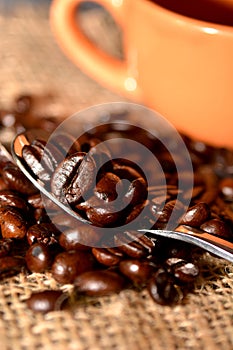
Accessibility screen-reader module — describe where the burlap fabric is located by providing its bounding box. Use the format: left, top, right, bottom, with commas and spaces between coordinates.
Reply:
0, 3, 232, 350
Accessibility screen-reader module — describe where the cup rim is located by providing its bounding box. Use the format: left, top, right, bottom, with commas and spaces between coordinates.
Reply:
144, 0, 233, 34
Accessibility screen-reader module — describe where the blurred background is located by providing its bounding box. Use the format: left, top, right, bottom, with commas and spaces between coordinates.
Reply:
0, 0, 123, 116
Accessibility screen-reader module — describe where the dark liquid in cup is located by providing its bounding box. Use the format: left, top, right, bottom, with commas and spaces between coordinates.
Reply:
150, 0, 233, 26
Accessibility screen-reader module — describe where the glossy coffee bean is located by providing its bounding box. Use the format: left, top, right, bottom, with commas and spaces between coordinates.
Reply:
180, 202, 210, 227
0, 238, 13, 257
74, 270, 126, 296
200, 218, 233, 239
0, 206, 27, 239
26, 243, 51, 273
26, 223, 60, 246
27, 193, 44, 209
79, 196, 121, 227
59, 224, 102, 250
92, 247, 123, 266
51, 152, 87, 203
64, 153, 96, 205
124, 177, 147, 206
150, 199, 184, 224
119, 259, 156, 284
22, 144, 51, 182
0, 190, 29, 212
51, 250, 94, 284
114, 230, 154, 258
0, 256, 25, 280
2, 162, 38, 195
148, 268, 182, 305
165, 258, 199, 284
26, 290, 65, 313
94, 172, 122, 202
32, 139, 64, 173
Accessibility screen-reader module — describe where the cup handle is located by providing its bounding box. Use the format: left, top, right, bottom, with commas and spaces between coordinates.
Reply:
50, 0, 142, 101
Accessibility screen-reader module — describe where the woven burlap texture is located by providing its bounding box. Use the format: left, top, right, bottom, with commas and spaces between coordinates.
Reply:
0, 4, 232, 350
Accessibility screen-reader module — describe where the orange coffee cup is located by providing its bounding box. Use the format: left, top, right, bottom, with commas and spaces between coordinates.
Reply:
50, 0, 233, 148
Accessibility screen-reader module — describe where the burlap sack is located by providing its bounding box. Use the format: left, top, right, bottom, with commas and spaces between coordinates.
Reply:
0, 3, 232, 350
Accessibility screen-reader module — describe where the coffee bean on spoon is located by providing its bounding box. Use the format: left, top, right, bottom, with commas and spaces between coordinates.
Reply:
22, 144, 51, 182
64, 153, 96, 205
32, 138, 64, 172
94, 172, 123, 202
51, 152, 95, 204
78, 196, 121, 227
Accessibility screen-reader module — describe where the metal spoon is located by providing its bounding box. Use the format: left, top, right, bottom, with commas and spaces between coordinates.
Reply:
140, 227, 233, 263
11, 131, 233, 263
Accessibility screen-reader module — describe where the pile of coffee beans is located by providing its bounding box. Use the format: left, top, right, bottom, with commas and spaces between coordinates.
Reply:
1, 95, 233, 313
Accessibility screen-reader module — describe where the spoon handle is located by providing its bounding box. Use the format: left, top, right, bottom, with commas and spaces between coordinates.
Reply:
139, 228, 233, 263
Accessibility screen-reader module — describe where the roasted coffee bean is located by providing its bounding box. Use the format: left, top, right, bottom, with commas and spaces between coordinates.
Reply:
26, 290, 66, 313
2, 162, 38, 195
119, 259, 156, 285
148, 268, 182, 305
0, 206, 27, 239
78, 196, 121, 227
124, 177, 147, 206
74, 270, 126, 296
64, 153, 96, 205
124, 201, 150, 226
219, 177, 233, 201
114, 230, 154, 258
27, 193, 44, 209
200, 218, 233, 239
180, 202, 210, 227
51, 152, 90, 203
165, 258, 199, 284
0, 256, 25, 280
0, 190, 29, 212
59, 224, 102, 250
32, 138, 64, 173
51, 250, 94, 284
150, 199, 184, 224
0, 238, 13, 257
22, 144, 51, 182
94, 172, 122, 202
92, 247, 123, 266
26, 243, 51, 273
26, 223, 60, 246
